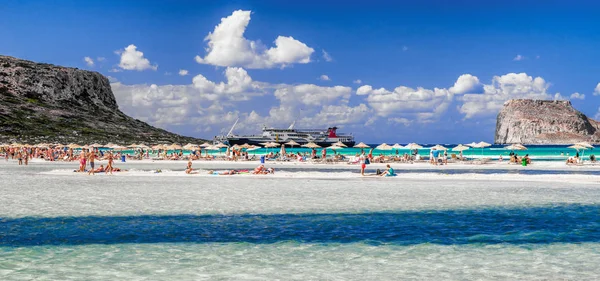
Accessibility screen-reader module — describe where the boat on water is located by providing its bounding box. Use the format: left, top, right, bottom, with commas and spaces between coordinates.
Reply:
214, 120, 356, 147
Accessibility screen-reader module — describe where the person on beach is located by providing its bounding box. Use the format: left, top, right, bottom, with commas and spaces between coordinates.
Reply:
359, 152, 366, 176
94, 165, 105, 173
106, 152, 114, 175
380, 164, 395, 177
17, 151, 23, 165
23, 150, 28, 165
185, 160, 194, 174
78, 152, 86, 172
87, 150, 97, 175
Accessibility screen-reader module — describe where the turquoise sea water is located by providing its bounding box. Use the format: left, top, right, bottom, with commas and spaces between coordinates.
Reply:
1, 162, 599, 279
113, 144, 597, 161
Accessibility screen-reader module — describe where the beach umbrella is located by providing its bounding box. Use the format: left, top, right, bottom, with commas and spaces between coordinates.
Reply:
452, 144, 470, 152
214, 142, 229, 148
431, 144, 448, 151
353, 142, 370, 149
11, 142, 22, 147
67, 143, 81, 149
466, 142, 479, 147
471, 141, 491, 157
574, 142, 594, 148
302, 142, 321, 149
285, 140, 300, 147
137, 144, 150, 149
183, 143, 199, 150
568, 144, 589, 160
404, 143, 423, 150
89, 143, 103, 148
327, 145, 344, 151
266, 142, 280, 147
151, 144, 165, 150
127, 143, 138, 148
247, 145, 261, 151
333, 141, 348, 147
375, 143, 393, 154
110, 145, 127, 151
240, 143, 254, 149
262, 142, 280, 148
200, 142, 212, 148
167, 144, 182, 150
391, 143, 404, 149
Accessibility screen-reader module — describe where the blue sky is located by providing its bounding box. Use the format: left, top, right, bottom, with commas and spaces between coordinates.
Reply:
2, 0, 600, 143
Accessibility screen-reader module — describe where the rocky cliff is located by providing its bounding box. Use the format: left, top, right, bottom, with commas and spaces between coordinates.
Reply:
495, 99, 600, 144
0, 55, 205, 144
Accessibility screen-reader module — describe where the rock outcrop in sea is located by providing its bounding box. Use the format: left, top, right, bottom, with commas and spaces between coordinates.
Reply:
0, 55, 205, 144
495, 99, 600, 144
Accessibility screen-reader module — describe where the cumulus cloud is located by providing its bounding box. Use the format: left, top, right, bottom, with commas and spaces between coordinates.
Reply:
112, 68, 356, 135
111, 67, 566, 140
353, 79, 362, 84
513, 54, 524, 61
97, 57, 106, 62
194, 10, 314, 69
116, 44, 157, 71
179, 69, 189, 76
594, 83, 600, 96
322, 50, 332, 62
449, 74, 483, 94
319, 74, 331, 81
570, 92, 585, 100
459, 73, 556, 119
84, 57, 94, 67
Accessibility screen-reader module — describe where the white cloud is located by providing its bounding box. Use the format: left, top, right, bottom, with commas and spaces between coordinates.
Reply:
112, 67, 357, 135
322, 50, 332, 62
97, 57, 106, 62
108, 68, 122, 73
361, 85, 453, 122
449, 74, 483, 94
274, 84, 351, 107
356, 85, 373, 96
402, 46, 408, 51
388, 117, 411, 126
459, 73, 556, 119
84, 57, 94, 67
179, 69, 189, 76
513, 54, 524, 61
319, 74, 331, 81
195, 10, 314, 69
570, 92, 585, 100
116, 44, 157, 71
353, 79, 362, 84
594, 83, 600, 96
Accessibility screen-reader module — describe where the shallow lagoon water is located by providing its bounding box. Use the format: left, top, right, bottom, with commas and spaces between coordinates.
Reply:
1, 161, 600, 280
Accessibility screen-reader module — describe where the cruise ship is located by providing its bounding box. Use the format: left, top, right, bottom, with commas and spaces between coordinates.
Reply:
214, 120, 355, 147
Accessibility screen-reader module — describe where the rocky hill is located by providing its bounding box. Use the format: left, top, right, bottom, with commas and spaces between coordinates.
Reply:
0, 56, 206, 144
495, 99, 600, 144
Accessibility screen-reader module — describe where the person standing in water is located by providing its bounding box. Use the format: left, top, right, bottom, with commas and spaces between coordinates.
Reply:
106, 152, 114, 175
359, 152, 366, 176
87, 150, 97, 175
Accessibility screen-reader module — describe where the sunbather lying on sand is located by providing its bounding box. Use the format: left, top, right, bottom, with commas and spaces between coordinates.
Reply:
252, 164, 275, 174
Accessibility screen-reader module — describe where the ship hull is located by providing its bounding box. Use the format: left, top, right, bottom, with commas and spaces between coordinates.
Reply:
225, 138, 355, 148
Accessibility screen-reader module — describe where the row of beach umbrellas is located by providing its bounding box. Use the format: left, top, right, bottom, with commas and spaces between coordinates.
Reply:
1, 141, 595, 154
